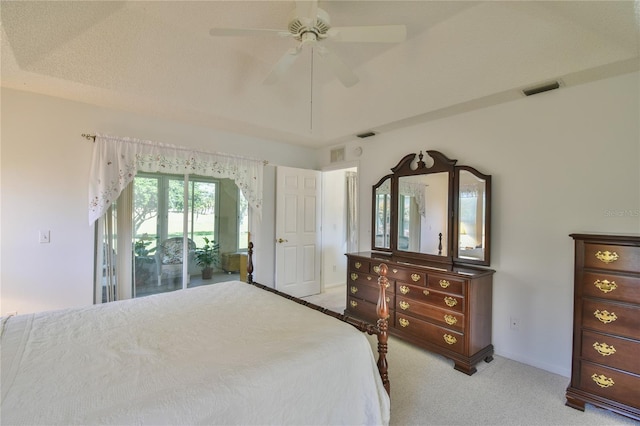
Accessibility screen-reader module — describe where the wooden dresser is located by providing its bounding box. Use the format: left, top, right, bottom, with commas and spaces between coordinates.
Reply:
566, 234, 640, 421
346, 252, 494, 375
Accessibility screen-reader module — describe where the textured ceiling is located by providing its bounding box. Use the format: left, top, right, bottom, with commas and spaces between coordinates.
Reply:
2, 1, 638, 148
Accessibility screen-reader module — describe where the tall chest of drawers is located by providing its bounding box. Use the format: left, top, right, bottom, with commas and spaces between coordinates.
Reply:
566, 234, 640, 421
346, 252, 494, 375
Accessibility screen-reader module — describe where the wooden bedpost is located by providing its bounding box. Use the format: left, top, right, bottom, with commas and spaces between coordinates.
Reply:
247, 241, 254, 284
376, 263, 390, 395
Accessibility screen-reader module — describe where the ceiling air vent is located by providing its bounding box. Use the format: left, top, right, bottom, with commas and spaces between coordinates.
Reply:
522, 81, 560, 97
356, 131, 377, 139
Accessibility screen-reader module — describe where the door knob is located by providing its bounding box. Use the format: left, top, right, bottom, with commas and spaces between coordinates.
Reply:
277, 238, 288, 243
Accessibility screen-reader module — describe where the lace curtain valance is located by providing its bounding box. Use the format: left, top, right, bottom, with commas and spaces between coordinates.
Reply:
89, 134, 264, 224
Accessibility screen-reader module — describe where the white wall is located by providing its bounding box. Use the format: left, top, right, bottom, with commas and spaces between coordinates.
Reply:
317, 72, 640, 377
1, 88, 317, 315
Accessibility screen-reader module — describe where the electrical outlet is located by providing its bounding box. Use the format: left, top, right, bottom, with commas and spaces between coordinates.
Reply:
510, 316, 520, 331
39, 230, 50, 243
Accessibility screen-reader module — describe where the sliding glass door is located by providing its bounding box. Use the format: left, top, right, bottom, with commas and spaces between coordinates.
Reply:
96, 172, 249, 303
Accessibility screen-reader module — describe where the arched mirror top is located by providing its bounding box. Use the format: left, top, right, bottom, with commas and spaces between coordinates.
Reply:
370, 150, 492, 268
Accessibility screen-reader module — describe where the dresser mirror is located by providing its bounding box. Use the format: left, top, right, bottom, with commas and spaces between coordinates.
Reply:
373, 175, 392, 250
455, 167, 491, 265
371, 150, 491, 267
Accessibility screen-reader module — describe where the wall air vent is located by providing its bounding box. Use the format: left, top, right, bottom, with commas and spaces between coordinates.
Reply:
356, 131, 377, 139
523, 81, 561, 97
330, 147, 345, 163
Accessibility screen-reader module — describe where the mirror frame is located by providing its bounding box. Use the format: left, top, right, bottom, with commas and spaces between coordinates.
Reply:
371, 150, 492, 267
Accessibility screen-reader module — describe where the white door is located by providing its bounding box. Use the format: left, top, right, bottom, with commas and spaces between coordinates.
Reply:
275, 166, 321, 297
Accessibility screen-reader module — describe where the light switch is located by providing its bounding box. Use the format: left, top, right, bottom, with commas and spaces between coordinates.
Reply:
39, 230, 50, 243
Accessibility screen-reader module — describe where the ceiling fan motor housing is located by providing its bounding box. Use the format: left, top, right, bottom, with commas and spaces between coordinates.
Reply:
288, 8, 331, 41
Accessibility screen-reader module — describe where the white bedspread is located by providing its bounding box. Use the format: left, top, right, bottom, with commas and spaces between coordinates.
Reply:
1, 282, 390, 425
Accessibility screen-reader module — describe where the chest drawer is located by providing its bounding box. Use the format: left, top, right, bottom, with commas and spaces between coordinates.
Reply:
427, 274, 465, 296
578, 361, 640, 409
396, 313, 464, 354
582, 299, 640, 340
582, 271, 640, 304
581, 330, 640, 375
396, 296, 464, 331
583, 243, 640, 273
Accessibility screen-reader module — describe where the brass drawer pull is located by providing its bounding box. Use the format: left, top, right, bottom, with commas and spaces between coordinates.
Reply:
592, 342, 616, 356
354, 261, 362, 269
386, 296, 391, 303
591, 373, 615, 388
444, 314, 458, 325
350, 273, 358, 281
399, 301, 410, 310
444, 296, 458, 307
350, 286, 358, 294
411, 273, 421, 282
367, 276, 372, 281
439, 279, 450, 289
594, 309, 617, 324
595, 250, 619, 264
443, 334, 457, 345
594, 279, 617, 293
423, 289, 430, 296
350, 300, 358, 308
373, 265, 380, 274
399, 285, 410, 295
392, 268, 398, 273
399, 318, 410, 327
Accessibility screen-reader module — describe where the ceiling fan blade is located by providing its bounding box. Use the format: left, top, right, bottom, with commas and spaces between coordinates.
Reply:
263, 46, 302, 85
327, 25, 407, 43
209, 28, 290, 37
316, 45, 359, 88
296, 0, 318, 27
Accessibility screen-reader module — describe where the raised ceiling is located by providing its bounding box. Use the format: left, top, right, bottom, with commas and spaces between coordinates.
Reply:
2, 1, 638, 148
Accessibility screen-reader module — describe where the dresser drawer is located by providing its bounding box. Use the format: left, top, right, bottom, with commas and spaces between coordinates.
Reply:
349, 258, 371, 273
427, 274, 465, 296
583, 243, 640, 273
582, 299, 640, 340
347, 296, 395, 327
348, 280, 394, 306
397, 282, 463, 312
582, 271, 640, 304
578, 361, 640, 409
348, 270, 378, 286
385, 266, 426, 286
396, 296, 464, 331
581, 330, 640, 375
396, 313, 464, 354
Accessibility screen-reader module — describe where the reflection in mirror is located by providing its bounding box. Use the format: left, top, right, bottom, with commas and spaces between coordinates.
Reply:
374, 177, 391, 249
397, 173, 449, 256
458, 170, 486, 261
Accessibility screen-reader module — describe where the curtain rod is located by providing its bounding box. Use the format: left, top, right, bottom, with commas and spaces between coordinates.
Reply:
81, 133, 269, 165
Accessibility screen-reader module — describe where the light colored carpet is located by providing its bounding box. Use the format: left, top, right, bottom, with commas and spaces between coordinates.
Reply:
304, 285, 637, 425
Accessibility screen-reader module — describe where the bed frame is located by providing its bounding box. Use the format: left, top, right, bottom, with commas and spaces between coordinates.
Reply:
245, 242, 391, 394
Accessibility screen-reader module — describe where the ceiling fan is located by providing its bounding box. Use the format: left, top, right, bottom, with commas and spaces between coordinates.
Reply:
209, 0, 407, 88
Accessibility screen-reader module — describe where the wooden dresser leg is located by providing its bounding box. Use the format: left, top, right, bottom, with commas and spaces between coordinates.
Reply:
565, 395, 586, 412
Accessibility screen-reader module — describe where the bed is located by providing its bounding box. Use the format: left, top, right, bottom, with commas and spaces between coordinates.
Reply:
1, 244, 391, 425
